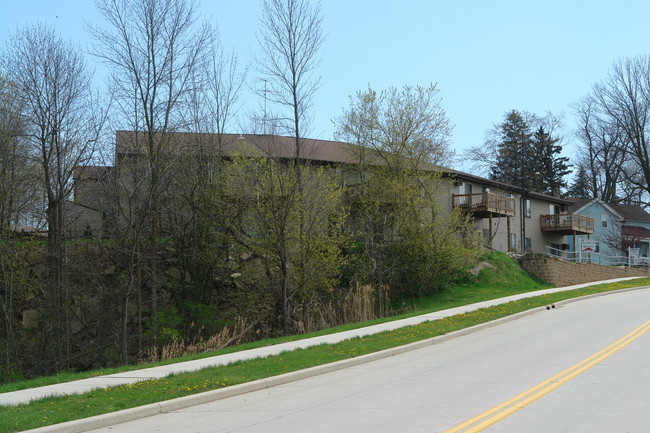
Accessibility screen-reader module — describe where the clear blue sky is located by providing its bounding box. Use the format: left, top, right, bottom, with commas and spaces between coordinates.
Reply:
2, 1, 650, 172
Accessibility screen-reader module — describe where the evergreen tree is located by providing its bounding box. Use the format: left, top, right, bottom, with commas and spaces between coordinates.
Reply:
568, 164, 593, 199
489, 111, 570, 195
531, 126, 571, 195
490, 110, 533, 188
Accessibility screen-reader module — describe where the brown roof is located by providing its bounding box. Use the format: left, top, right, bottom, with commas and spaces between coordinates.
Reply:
610, 203, 650, 223
622, 224, 650, 238
114, 130, 568, 204
115, 131, 383, 165
566, 198, 591, 212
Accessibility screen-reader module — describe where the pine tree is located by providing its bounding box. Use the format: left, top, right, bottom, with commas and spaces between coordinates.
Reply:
567, 164, 593, 199
489, 111, 570, 196
531, 126, 571, 195
490, 110, 533, 188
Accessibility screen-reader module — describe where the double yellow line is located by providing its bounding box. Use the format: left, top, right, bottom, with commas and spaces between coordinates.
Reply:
443, 320, 650, 433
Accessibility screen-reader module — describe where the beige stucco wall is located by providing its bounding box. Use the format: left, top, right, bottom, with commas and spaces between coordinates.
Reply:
449, 178, 569, 255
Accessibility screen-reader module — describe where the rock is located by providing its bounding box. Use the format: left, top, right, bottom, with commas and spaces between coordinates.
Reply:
470, 261, 496, 277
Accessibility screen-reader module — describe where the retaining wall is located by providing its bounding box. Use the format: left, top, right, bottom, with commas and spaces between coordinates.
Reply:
520, 255, 650, 287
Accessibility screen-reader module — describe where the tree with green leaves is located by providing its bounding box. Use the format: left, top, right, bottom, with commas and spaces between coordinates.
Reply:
336, 85, 479, 312
228, 149, 347, 335
90, 0, 214, 358
254, 0, 328, 335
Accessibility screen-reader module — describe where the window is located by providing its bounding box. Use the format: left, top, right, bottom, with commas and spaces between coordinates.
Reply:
525, 237, 532, 251
525, 199, 532, 218
550, 243, 560, 256
510, 233, 517, 251
549, 204, 560, 215
459, 182, 472, 205
601, 213, 608, 228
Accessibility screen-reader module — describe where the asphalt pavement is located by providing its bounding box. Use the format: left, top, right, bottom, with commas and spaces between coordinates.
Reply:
81, 285, 650, 433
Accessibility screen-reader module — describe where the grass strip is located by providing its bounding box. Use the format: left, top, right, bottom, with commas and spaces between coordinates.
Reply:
1, 278, 648, 433
0, 253, 551, 395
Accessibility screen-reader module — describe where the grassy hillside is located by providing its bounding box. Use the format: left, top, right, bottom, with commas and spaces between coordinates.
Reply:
399, 251, 552, 313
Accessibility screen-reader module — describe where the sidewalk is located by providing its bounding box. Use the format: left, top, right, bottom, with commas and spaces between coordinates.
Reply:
0, 277, 641, 406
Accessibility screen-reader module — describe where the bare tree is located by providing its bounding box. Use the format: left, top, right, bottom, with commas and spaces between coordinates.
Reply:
208, 40, 247, 141
89, 0, 212, 238
0, 75, 32, 376
255, 0, 324, 151
89, 0, 212, 351
588, 56, 650, 205
2, 23, 103, 368
573, 96, 626, 201
254, 0, 325, 335
0, 75, 36, 230
185, 28, 247, 137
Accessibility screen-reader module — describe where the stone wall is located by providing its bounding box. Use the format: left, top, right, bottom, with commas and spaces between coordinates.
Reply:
520, 255, 650, 287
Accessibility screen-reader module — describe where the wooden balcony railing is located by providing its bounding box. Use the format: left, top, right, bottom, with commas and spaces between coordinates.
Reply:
453, 192, 516, 217
540, 213, 594, 235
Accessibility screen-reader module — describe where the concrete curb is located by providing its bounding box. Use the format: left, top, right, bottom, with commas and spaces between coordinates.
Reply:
24, 283, 650, 433
21, 306, 558, 433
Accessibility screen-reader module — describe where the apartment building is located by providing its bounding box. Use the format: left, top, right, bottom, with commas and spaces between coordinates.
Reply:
72, 132, 594, 253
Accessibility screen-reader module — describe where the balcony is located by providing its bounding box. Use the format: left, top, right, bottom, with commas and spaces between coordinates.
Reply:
453, 192, 516, 217
540, 213, 594, 235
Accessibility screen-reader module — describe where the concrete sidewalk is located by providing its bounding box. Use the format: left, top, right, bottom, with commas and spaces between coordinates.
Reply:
0, 277, 641, 407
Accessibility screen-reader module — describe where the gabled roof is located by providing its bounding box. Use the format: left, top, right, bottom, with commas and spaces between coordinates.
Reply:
567, 198, 624, 221
567, 198, 650, 223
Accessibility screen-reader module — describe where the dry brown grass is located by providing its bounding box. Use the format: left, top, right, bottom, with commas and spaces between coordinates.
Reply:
149, 316, 250, 361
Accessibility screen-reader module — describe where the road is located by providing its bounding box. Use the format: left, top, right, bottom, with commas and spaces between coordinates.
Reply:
87, 288, 650, 433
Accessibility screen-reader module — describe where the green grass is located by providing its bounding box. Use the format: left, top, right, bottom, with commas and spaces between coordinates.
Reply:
400, 251, 553, 312
1, 252, 648, 432
2, 277, 649, 432
0, 253, 548, 394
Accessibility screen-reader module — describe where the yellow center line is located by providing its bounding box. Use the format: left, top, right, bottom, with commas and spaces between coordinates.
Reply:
442, 320, 650, 433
